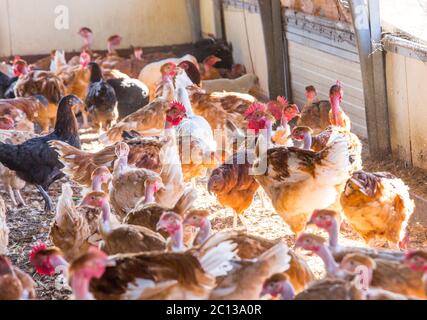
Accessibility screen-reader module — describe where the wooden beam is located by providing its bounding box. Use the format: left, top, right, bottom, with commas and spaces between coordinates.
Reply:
259, 0, 290, 99
349, 0, 391, 158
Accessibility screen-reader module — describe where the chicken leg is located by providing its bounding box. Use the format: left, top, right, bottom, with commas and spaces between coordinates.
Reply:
15, 189, 26, 207
7, 185, 18, 207
36, 185, 53, 213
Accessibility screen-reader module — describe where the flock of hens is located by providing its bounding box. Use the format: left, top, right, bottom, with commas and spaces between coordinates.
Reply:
0, 27, 426, 301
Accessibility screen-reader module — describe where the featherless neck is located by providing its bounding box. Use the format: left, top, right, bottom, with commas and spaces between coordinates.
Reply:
144, 184, 156, 204
71, 275, 94, 300
107, 42, 114, 55
170, 224, 184, 252
195, 218, 212, 245
92, 176, 103, 192
100, 200, 112, 224
327, 218, 339, 249
330, 95, 341, 113
115, 156, 128, 175
303, 132, 312, 150
317, 244, 339, 275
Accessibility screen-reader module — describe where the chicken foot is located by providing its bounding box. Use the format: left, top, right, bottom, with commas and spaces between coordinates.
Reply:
232, 210, 248, 231
14, 189, 26, 207
36, 185, 53, 213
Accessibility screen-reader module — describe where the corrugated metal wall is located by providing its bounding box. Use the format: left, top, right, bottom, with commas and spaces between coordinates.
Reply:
284, 9, 367, 138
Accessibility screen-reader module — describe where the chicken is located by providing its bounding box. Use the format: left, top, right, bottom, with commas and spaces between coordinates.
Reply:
109, 142, 165, 218
188, 86, 256, 130
261, 273, 363, 300
0, 196, 8, 254
266, 97, 300, 146
296, 85, 331, 134
328, 81, 351, 131
80, 191, 166, 255
85, 62, 118, 131
174, 88, 219, 181
0, 130, 39, 207
182, 211, 315, 293
201, 73, 258, 94
291, 125, 363, 172
210, 240, 291, 300
14, 70, 66, 132
208, 151, 260, 229
0, 70, 15, 99
138, 54, 198, 101
0, 95, 81, 212
340, 171, 415, 248
340, 253, 426, 299
200, 55, 222, 80
307, 209, 406, 262
254, 131, 352, 233
404, 250, 427, 295
78, 27, 94, 52
0, 255, 36, 300
49, 172, 114, 262
91, 35, 123, 70
106, 76, 149, 120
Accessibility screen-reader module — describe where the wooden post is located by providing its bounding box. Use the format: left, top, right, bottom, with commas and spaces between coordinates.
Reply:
259, 0, 291, 99
349, 0, 391, 158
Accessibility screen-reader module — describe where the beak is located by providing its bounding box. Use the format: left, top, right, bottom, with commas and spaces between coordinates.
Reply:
156, 221, 163, 231
306, 218, 315, 226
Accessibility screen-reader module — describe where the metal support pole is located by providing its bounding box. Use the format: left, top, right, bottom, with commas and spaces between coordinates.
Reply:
186, 0, 202, 43
259, 0, 291, 99
349, 0, 391, 158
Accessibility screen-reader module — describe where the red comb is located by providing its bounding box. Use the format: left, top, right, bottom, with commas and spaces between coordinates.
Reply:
277, 96, 288, 106
169, 101, 186, 113
244, 103, 267, 117
29, 242, 47, 264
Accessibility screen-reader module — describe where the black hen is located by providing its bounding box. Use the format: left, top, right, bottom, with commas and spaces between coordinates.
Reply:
107, 77, 149, 120
85, 62, 118, 130
0, 95, 82, 212
0, 71, 17, 99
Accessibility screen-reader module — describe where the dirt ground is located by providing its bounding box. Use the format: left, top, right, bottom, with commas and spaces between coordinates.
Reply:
1, 135, 426, 300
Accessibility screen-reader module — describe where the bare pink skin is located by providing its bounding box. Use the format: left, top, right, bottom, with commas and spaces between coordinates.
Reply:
91, 173, 112, 192
295, 236, 338, 275
330, 93, 343, 127
144, 181, 162, 204
308, 212, 339, 248
71, 257, 107, 300
134, 48, 143, 60
305, 90, 318, 104
404, 255, 427, 273
79, 29, 93, 51
261, 280, 295, 300
107, 35, 122, 55
183, 215, 212, 245
156, 213, 184, 251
